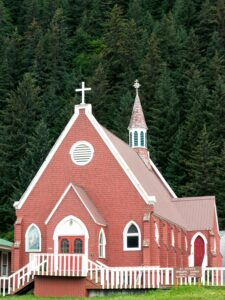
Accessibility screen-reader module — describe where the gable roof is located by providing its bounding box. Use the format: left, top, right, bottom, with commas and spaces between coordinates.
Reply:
101, 128, 187, 227
15, 104, 157, 210
45, 183, 107, 226
172, 196, 216, 230
14, 103, 216, 233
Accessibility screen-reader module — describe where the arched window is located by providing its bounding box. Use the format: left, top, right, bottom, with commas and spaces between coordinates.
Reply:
123, 221, 141, 251
155, 223, 159, 245
74, 238, 83, 253
140, 131, 145, 147
25, 224, 41, 252
213, 237, 216, 254
171, 229, 175, 247
129, 132, 132, 147
185, 236, 188, 251
99, 229, 106, 258
134, 131, 138, 146
61, 239, 69, 253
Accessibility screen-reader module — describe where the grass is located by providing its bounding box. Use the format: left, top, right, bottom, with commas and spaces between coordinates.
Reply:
2, 286, 225, 300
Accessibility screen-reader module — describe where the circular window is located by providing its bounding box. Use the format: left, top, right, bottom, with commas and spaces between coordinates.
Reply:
70, 141, 94, 165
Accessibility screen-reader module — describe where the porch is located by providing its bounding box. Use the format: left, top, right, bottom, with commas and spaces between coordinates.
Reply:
0, 253, 225, 297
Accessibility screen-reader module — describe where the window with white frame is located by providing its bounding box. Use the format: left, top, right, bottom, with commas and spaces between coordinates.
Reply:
123, 222, 141, 251
134, 131, 138, 146
171, 229, 175, 247
213, 237, 216, 254
25, 224, 41, 252
155, 222, 159, 245
140, 131, 145, 147
129, 132, 132, 147
1, 253, 8, 276
185, 235, 188, 251
98, 228, 106, 258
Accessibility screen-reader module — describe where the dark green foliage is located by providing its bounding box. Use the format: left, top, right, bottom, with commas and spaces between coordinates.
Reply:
0, 73, 42, 232
0, 0, 225, 234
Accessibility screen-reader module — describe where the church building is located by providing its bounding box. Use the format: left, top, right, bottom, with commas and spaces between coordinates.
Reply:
10, 81, 222, 297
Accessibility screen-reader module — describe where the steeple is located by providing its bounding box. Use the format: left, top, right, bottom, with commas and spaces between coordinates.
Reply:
128, 80, 151, 169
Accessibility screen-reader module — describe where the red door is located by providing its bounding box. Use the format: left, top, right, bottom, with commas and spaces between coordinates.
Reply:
194, 236, 204, 266
58, 236, 84, 274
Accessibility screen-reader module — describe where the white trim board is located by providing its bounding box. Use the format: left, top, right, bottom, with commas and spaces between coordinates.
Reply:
45, 183, 106, 226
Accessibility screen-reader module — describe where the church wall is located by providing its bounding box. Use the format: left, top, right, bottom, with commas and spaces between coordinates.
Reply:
12, 109, 153, 270
11, 108, 221, 272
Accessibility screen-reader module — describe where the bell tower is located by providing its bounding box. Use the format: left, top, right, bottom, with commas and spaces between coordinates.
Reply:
128, 80, 151, 169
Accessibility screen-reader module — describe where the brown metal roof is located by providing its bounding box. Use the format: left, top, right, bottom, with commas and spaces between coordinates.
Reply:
102, 127, 186, 228
102, 127, 216, 231
74, 185, 107, 226
128, 94, 148, 129
172, 196, 215, 230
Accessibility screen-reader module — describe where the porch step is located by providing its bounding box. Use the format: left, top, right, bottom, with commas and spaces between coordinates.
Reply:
86, 277, 102, 290
12, 279, 34, 295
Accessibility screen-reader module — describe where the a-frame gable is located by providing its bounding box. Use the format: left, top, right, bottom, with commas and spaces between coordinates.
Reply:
45, 183, 106, 226
14, 103, 178, 211
14, 104, 158, 210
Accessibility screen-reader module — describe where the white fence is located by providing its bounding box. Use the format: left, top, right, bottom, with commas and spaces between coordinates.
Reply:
1, 254, 225, 297
29, 253, 87, 277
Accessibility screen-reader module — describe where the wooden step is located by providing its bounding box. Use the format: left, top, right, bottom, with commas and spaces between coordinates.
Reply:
12, 279, 34, 295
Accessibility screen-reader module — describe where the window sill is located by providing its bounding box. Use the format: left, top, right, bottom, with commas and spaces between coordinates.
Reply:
123, 248, 141, 252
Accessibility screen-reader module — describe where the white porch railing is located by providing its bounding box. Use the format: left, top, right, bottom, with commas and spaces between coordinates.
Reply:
29, 253, 87, 277
2, 255, 225, 297
0, 261, 34, 296
97, 266, 173, 289
202, 267, 225, 286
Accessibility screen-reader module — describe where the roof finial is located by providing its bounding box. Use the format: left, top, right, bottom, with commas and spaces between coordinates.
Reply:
133, 79, 140, 96
75, 81, 91, 104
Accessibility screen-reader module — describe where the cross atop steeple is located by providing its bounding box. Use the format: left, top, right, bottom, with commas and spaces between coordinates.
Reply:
133, 79, 140, 96
75, 81, 91, 104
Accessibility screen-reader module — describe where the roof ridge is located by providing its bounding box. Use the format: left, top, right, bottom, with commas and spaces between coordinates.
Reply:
173, 196, 215, 202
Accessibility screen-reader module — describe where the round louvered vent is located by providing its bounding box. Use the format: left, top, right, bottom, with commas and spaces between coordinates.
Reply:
70, 141, 94, 165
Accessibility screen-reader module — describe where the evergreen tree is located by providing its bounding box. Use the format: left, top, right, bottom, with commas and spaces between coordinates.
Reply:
215, 142, 225, 227
165, 127, 187, 195
183, 125, 217, 196
150, 65, 180, 168
11, 120, 52, 204
173, 0, 196, 28
0, 73, 42, 232
140, 32, 163, 113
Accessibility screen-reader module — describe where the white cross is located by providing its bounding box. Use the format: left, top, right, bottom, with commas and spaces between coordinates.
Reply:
75, 81, 91, 104
133, 79, 140, 96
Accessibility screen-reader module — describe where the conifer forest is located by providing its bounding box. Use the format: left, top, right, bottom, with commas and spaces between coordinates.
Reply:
0, 0, 225, 238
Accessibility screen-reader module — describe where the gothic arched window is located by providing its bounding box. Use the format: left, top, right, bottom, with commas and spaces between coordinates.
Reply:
25, 224, 41, 252
74, 238, 83, 253
123, 221, 141, 250
99, 229, 106, 258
